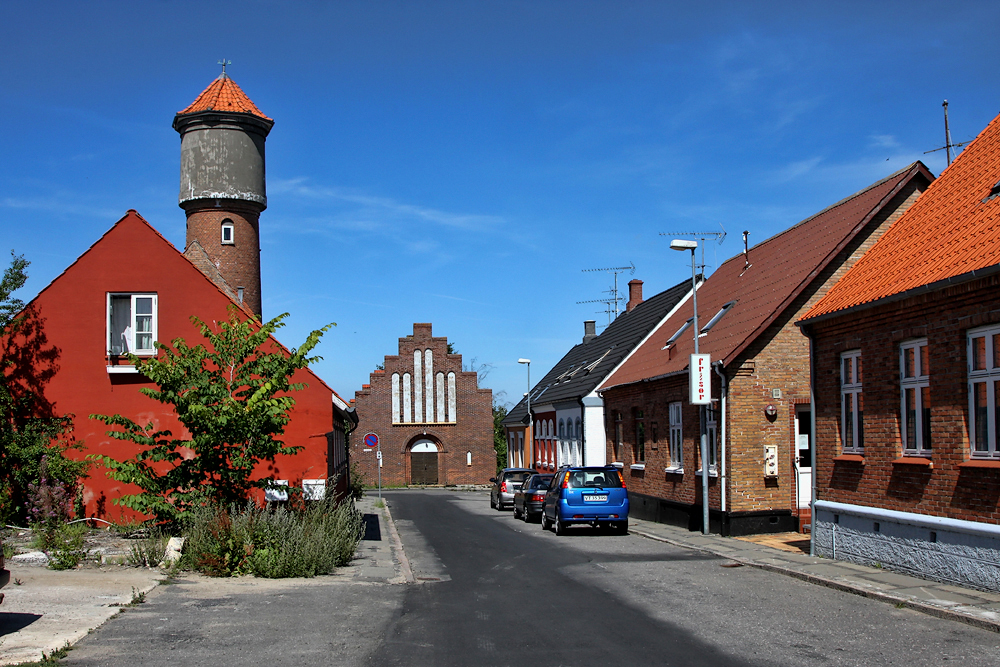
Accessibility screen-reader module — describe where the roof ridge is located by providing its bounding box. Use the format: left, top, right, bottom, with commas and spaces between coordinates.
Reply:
742, 162, 926, 256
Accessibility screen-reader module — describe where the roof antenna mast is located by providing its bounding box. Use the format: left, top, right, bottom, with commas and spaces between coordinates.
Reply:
578, 262, 636, 325
924, 100, 968, 166
659, 224, 726, 278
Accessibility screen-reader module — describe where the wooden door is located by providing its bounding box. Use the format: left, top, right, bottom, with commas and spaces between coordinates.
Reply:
411, 452, 439, 485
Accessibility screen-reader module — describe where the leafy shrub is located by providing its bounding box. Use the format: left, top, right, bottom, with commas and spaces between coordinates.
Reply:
45, 523, 87, 570
348, 463, 366, 500
184, 497, 362, 578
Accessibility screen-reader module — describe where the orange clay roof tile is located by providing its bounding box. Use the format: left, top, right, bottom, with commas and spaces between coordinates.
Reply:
178, 73, 272, 121
803, 111, 1000, 321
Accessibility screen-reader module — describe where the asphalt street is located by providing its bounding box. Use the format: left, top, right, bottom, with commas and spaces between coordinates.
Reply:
58, 490, 1000, 666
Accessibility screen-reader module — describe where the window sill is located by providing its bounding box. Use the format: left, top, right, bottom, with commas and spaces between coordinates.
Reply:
833, 454, 865, 463
609, 461, 624, 469
664, 466, 684, 475
629, 464, 646, 471
106, 365, 139, 374
695, 468, 719, 477
959, 459, 1000, 469
892, 456, 932, 468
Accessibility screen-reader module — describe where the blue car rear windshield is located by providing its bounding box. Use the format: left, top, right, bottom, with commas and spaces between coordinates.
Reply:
564, 470, 622, 488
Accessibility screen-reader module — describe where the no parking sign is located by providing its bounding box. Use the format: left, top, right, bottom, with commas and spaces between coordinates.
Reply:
364, 432, 379, 449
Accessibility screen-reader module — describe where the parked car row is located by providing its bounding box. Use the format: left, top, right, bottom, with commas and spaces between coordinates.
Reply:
490, 465, 629, 535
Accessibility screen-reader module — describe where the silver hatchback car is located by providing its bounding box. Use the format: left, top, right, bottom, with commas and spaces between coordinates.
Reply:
489, 468, 534, 510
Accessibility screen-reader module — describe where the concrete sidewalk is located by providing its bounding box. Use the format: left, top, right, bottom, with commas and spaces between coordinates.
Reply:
628, 516, 1000, 632
330, 495, 414, 585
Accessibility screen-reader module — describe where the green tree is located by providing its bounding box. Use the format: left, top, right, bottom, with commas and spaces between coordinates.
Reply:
0, 252, 87, 525
493, 398, 509, 474
91, 306, 333, 524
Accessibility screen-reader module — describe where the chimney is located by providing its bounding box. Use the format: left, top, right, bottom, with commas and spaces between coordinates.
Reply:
626, 279, 644, 312
583, 320, 597, 343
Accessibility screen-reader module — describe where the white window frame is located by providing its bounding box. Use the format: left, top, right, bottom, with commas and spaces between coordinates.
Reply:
633, 409, 645, 463
968, 325, 1000, 459
841, 350, 864, 453
221, 220, 235, 245
107, 293, 158, 356
900, 339, 931, 456
667, 401, 683, 472
705, 405, 719, 472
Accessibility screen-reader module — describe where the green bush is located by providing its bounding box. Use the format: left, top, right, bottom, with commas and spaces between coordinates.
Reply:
183, 497, 362, 578
42, 523, 87, 570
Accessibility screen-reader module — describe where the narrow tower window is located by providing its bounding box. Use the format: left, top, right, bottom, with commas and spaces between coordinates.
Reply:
221, 219, 235, 245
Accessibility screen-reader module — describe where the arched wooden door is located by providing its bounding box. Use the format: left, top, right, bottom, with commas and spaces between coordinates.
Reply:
410, 440, 439, 485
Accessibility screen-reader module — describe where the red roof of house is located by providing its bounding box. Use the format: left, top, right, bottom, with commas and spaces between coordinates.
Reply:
803, 112, 1000, 321
177, 73, 272, 121
600, 162, 932, 390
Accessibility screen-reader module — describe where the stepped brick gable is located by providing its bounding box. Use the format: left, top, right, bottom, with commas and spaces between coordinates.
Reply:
352, 324, 494, 486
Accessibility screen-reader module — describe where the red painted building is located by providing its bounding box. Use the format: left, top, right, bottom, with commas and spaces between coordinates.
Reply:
4, 211, 351, 519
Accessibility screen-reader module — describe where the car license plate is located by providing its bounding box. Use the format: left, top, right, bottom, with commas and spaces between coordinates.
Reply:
584, 494, 608, 502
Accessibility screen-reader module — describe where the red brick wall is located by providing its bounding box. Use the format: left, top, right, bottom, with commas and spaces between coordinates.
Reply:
186, 205, 262, 316
352, 324, 494, 486
808, 272, 1000, 525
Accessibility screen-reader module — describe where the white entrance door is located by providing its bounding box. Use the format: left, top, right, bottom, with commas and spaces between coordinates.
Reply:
795, 408, 812, 508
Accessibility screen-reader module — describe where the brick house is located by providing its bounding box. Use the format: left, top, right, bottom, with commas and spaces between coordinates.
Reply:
2, 211, 354, 519
502, 279, 691, 473
798, 112, 1000, 591
351, 323, 494, 486
598, 163, 933, 535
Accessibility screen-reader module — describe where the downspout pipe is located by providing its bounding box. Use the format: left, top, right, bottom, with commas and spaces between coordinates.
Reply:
713, 361, 728, 517
578, 397, 586, 467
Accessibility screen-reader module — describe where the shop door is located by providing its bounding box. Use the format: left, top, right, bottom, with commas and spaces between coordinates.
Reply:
795, 408, 812, 508
410, 440, 439, 485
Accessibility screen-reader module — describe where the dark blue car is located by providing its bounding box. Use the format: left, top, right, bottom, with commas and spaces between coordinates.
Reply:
541, 466, 629, 535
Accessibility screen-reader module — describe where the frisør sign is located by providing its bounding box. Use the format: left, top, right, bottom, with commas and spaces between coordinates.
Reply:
689, 354, 711, 405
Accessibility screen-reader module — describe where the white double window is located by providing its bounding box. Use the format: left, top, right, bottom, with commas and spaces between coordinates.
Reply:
968, 325, 1000, 458
668, 402, 683, 470
705, 405, 719, 471
900, 339, 931, 456
840, 351, 864, 453
108, 293, 157, 355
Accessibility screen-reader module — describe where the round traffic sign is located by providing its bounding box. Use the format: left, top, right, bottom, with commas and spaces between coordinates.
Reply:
364, 432, 379, 449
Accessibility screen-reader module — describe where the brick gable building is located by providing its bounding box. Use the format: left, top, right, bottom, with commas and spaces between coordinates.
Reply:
800, 111, 1000, 591
351, 323, 494, 486
599, 163, 932, 535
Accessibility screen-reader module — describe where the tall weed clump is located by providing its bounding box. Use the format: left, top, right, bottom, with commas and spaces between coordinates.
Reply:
184, 498, 362, 578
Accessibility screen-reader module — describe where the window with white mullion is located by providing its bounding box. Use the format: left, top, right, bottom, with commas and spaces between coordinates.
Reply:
840, 351, 864, 453
108, 293, 157, 356
668, 402, 683, 469
968, 326, 1000, 458
900, 339, 931, 456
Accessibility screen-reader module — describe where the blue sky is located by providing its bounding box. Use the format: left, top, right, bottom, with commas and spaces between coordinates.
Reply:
2, 1, 999, 408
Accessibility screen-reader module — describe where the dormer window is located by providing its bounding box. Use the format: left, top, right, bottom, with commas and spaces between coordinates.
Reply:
221, 219, 235, 245
990, 178, 1000, 199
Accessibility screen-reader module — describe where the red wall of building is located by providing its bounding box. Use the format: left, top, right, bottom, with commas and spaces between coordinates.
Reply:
6, 211, 334, 520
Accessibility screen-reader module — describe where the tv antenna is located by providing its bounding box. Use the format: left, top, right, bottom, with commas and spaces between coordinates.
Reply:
659, 225, 726, 276
579, 262, 635, 324
924, 100, 968, 166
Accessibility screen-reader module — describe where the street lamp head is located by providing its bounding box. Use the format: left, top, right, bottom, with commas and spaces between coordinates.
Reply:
518, 358, 531, 364
670, 239, 698, 251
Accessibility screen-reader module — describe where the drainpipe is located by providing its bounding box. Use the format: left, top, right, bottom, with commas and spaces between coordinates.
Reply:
578, 397, 587, 467
713, 361, 728, 516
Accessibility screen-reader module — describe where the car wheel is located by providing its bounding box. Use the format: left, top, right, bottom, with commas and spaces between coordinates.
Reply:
513, 504, 521, 519
555, 517, 565, 536
523, 508, 530, 523
618, 520, 629, 534
490, 494, 496, 509
542, 511, 552, 531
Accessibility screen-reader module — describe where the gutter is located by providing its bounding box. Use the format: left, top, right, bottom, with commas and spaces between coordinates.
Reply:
798, 262, 1000, 328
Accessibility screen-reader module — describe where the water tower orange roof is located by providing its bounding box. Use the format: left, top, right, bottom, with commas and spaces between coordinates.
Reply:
177, 73, 272, 121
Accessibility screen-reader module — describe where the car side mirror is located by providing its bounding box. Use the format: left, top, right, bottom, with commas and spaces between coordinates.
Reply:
489, 478, 496, 483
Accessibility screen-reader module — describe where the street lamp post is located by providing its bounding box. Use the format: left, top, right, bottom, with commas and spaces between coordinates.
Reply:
518, 358, 531, 469
671, 239, 710, 535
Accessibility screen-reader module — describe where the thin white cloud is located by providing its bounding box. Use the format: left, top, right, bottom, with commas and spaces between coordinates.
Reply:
767, 156, 824, 184
270, 179, 504, 231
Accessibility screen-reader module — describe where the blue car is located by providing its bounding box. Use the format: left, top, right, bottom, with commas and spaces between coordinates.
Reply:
541, 466, 629, 535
